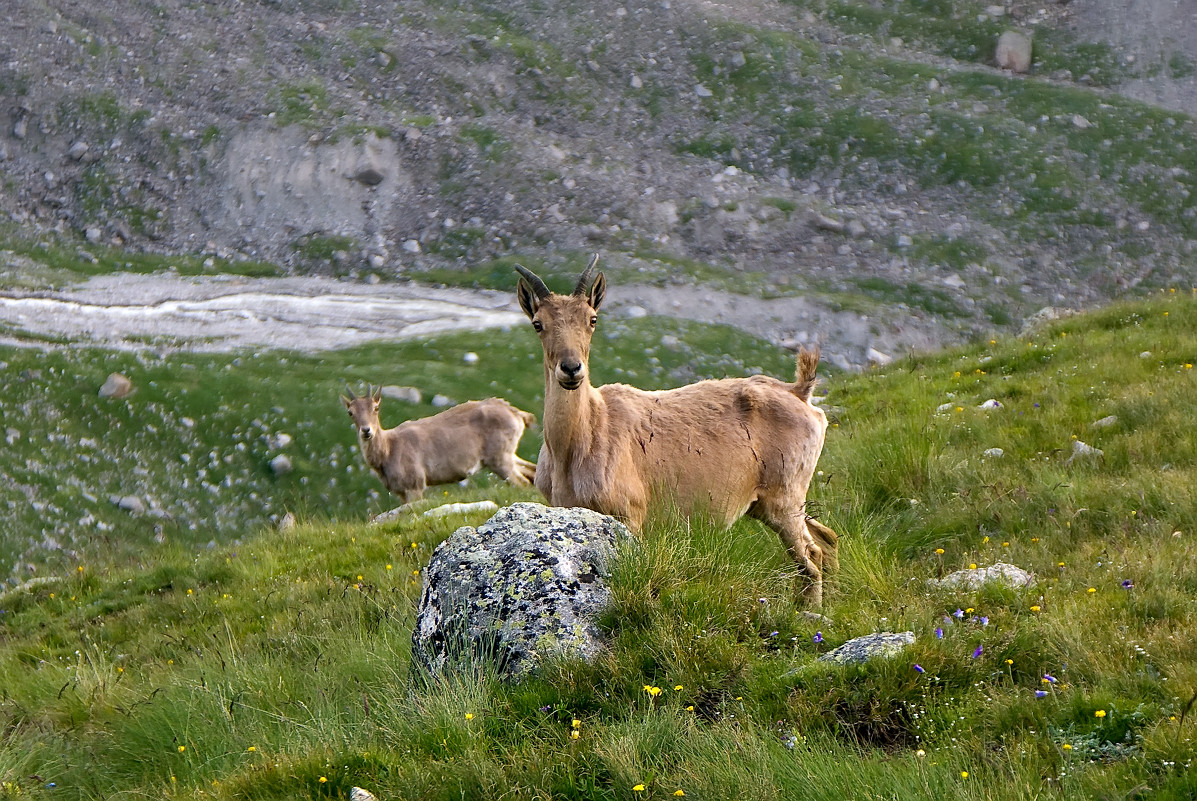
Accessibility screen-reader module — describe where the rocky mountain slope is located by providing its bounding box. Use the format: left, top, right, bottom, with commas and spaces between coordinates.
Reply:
2, 0, 1195, 364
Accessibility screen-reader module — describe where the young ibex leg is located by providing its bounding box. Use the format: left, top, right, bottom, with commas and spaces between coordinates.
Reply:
753, 501, 825, 607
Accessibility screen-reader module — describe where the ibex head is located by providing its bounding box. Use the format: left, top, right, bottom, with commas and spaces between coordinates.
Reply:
340, 383, 384, 441
516, 254, 606, 391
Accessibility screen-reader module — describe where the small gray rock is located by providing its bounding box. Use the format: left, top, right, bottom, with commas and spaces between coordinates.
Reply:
982, 447, 1005, 459
117, 495, 146, 515
818, 631, 915, 664
381, 385, 422, 404
1091, 415, 1118, 429
350, 789, 378, 801
1067, 439, 1103, 464
99, 372, 133, 398
270, 454, 293, 475
85, 226, 103, 244
431, 394, 454, 408
866, 348, 893, 367
995, 31, 1032, 73
67, 141, 90, 160
930, 562, 1033, 590
354, 167, 385, 186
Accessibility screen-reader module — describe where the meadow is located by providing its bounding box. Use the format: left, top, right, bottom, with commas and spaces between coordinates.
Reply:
0, 286, 1195, 800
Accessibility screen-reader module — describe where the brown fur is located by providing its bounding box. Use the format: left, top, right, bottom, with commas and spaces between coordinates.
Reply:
516, 256, 837, 606
341, 387, 537, 505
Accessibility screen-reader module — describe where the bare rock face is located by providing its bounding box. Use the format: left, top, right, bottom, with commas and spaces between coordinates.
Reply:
996, 31, 1033, 73
412, 503, 629, 679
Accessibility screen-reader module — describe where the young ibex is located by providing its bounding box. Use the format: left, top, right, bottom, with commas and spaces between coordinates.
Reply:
515, 256, 837, 606
341, 386, 538, 504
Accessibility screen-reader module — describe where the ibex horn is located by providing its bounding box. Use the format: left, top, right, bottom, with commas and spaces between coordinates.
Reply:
573, 253, 600, 296
344, 383, 357, 400
513, 264, 551, 299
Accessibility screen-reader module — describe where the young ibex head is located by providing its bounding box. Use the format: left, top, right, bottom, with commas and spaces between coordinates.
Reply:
515, 254, 607, 391
341, 384, 383, 441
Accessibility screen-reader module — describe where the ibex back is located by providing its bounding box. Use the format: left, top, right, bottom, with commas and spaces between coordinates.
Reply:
515, 256, 837, 606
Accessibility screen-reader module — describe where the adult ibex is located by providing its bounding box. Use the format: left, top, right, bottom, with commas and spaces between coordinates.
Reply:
515, 255, 837, 606
341, 386, 537, 505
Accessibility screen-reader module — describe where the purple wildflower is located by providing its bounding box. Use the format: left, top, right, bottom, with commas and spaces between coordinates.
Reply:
953, 608, 965, 619
980, 616, 989, 627
813, 631, 823, 644
972, 644, 984, 658
914, 664, 925, 674
769, 631, 779, 637
1121, 579, 1134, 589
1043, 673, 1057, 683
1035, 690, 1047, 698
935, 627, 944, 639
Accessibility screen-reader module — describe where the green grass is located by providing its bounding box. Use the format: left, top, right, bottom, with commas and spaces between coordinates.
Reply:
2, 287, 1196, 798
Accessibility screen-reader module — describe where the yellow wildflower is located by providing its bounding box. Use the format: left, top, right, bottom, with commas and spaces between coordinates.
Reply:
465, 713, 474, 720
1095, 710, 1106, 718
633, 785, 646, 792
1030, 605, 1041, 612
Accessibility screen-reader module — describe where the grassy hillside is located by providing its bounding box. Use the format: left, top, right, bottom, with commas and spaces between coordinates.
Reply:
1, 289, 1195, 799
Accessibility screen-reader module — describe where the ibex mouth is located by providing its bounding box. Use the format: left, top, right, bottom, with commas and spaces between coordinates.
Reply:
557, 376, 584, 391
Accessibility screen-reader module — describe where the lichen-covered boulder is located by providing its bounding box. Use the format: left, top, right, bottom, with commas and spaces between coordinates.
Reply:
929, 562, 1034, 590
411, 502, 629, 679
818, 631, 916, 665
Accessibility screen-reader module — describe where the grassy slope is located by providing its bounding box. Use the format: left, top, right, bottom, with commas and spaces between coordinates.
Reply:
1, 288, 1195, 799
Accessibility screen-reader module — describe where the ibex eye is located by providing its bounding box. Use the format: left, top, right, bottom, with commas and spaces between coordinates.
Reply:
590, 316, 597, 326
533, 320, 544, 332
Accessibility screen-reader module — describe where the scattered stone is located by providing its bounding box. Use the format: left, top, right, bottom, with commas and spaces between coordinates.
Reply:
930, 562, 1034, 590
1072, 114, 1092, 129
5, 427, 19, 445
13, 116, 27, 140
402, 239, 421, 254
116, 495, 146, 515
936, 402, 955, 413
695, 84, 713, 98
268, 432, 293, 449
462, 351, 479, 364
412, 503, 629, 678
1018, 306, 1076, 335
353, 166, 385, 186
0, 576, 62, 605
630, 74, 643, 89
896, 234, 913, 248
85, 226, 103, 244
278, 511, 298, 531
983, 447, 1005, 459
269, 454, 293, 475
995, 31, 1032, 73
431, 394, 454, 408
943, 274, 966, 289
422, 500, 499, 519
623, 305, 647, 318
1067, 439, 1103, 464
818, 631, 915, 664
846, 219, 868, 238
813, 213, 845, 233
978, 399, 1002, 409
98, 372, 133, 398
866, 347, 893, 367
928, 78, 940, 91
1091, 415, 1118, 429
380, 385, 422, 404
67, 141, 90, 160
351, 788, 378, 801
985, 5, 1006, 16
1139, 351, 1152, 359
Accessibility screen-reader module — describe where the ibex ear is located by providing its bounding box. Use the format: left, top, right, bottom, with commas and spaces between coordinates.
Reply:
517, 278, 539, 320
588, 272, 606, 312
340, 395, 351, 409
371, 385, 382, 403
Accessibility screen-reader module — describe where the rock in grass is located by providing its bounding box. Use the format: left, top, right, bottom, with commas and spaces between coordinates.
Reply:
1091, 415, 1118, 429
99, 372, 133, 398
818, 631, 915, 664
1066, 439, 1103, 464
412, 503, 629, 679
269, 454, 293, 475
995, 31, 1032, 73
930, 562, 1033, 590
351, 789, 378, 801
422, 500, 498, 519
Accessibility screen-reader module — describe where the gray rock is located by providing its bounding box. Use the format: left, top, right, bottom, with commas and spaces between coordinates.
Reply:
412, 502, 629, 679
929, 562, 1033, 590
982, 447, 1005, 459
431, 394, 454, 408
995, 31, 1032, 73
380, 385, 422, 404
269, 454, 293, 475
354, 166, 385, 186
1018, 306, 1076, 336
422, 500, 498, 519
818, 631, 915, 664
13, 116, 27, 140
116, 495, 146, 515
98, 372, 133, 398
85, 226, 103, 244
68, 141, 90, 160
1091, 415, 1118, 429
351, 789, 378, 801
866, 347, 893, 367
1067, 439, 1103, 464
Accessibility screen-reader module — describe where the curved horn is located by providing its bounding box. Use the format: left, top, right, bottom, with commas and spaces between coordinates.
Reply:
513, 264, 551, 299
344, 383, 357, 400
573, 253, 600, 296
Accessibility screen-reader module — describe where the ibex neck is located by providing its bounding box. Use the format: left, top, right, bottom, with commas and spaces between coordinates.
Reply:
361, 431, 391, 466
542, 375, 603, 460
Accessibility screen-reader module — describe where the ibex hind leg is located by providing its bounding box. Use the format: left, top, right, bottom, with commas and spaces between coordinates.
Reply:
751, 501, 825, 608
486, 452, 533, 487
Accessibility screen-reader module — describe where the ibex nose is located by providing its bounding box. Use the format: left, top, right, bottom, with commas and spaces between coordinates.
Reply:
359, 426, 372, 440
560, 360, 583, 378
